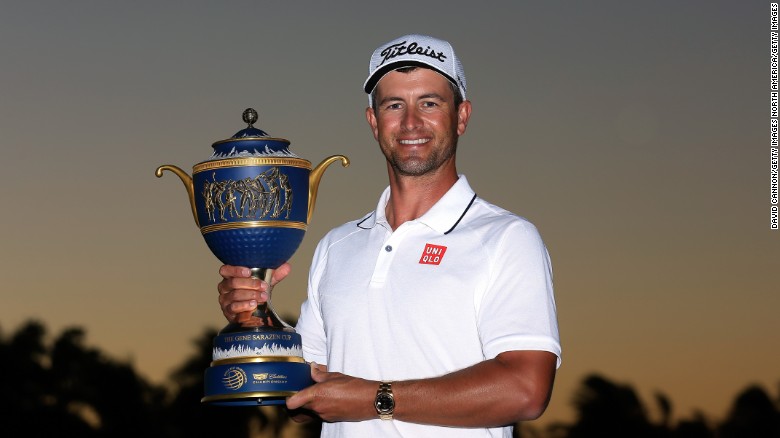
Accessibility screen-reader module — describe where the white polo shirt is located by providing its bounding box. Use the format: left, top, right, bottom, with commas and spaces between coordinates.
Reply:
296, 175, 561, 438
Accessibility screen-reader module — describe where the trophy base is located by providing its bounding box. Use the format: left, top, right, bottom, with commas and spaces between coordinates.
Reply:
204, 267, 313, 405
202, 357, 313, 406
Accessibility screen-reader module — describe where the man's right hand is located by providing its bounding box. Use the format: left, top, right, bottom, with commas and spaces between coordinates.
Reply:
217, 263, 292, 323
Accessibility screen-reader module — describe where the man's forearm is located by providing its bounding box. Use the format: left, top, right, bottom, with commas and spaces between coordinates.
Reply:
390, 350, 557, 427
286, 350, 557, 426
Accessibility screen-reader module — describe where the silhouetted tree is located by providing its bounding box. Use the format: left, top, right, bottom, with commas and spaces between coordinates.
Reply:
547, 375, 780, 438
672, 412, 713, 438
0, 321, 167, 437
49, 327, 168, 437
0, 321, 91, 437
564, 374, 668, 438
5, 320, 780, 438
717, 385, 780, 438
656, 392, 672, 429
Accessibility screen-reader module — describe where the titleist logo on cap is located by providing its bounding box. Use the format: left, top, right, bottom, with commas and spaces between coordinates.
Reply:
364, 34, 466, 106
379, 40, 447, 67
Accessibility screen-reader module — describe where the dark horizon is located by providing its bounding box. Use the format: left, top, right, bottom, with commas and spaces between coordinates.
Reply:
3, 319, 778, 437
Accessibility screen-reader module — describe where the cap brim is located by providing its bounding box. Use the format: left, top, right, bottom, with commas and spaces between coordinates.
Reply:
363, 60, 458, 94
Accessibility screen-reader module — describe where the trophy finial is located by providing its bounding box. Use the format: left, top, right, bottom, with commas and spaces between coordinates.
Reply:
242, 108, 258, 128
225, 107, 273, 140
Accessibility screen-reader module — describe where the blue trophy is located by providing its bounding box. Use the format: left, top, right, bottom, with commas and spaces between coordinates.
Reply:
156, 108, 348, 405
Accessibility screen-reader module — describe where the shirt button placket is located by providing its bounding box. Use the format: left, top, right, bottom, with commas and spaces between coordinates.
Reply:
371, 234, 401, 284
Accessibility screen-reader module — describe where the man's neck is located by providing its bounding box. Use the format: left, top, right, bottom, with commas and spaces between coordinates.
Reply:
384, 166, 458, 230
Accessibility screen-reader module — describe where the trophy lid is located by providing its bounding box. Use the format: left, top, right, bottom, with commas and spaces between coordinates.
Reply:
208, 108, 297, 160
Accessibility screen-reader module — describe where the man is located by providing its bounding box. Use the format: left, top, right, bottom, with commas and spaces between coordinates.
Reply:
218, 34, 561, 437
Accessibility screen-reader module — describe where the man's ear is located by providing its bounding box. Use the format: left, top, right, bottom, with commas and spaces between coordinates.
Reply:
366, 106, 379, 140
456, 100, 472, 136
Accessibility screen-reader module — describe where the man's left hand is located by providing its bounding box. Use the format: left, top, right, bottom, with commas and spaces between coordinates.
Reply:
287, 363, 378, 422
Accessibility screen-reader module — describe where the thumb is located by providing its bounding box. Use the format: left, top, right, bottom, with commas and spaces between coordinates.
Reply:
310, 362, 328, 383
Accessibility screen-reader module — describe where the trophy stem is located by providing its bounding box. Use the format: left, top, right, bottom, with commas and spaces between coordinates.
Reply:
219, 267, 294, 334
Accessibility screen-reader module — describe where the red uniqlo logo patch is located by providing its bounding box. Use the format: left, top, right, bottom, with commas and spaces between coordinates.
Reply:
419, 243, 447, 265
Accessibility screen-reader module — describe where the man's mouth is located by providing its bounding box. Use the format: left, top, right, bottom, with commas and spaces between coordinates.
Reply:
399, 138, 430, 145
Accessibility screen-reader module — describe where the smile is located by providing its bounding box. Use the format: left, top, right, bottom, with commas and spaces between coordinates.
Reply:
399, 138, 430, 145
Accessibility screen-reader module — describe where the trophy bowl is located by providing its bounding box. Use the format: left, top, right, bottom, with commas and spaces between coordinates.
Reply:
156, 108, 348, 405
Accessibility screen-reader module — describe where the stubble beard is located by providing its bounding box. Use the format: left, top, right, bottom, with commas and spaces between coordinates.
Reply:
382, 134, 458, 177
388, 147, 455, 176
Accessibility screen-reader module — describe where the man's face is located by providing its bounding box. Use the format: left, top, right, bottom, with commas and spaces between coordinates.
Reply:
366, 68, 471, 178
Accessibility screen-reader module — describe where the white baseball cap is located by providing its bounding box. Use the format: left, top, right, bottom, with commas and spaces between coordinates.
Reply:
363, 34, 467, 106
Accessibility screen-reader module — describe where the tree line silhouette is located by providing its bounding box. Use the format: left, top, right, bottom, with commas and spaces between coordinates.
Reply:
1, 320, 778, 438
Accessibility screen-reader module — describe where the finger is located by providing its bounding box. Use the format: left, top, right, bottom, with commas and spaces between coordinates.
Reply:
270, 262, 292, 287
219, 265, 252, 279
219, 287, 263, 302
286, 386, 311, 410
219, 293, 255, 320
218, 287, 264, 320
310, 362, 329, 383
287, 408, 317, 424
228, 300, 258, 315
219, 285, 267, 304
220, 277, 264, 294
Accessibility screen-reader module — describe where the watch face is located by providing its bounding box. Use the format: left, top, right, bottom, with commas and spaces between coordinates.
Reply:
376, 393, 395, 412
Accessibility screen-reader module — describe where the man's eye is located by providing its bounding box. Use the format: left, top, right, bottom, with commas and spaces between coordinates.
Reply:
421, 101, 438, 108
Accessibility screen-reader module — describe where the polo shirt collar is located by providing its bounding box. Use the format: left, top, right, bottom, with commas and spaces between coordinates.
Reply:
357, 175, 477, 235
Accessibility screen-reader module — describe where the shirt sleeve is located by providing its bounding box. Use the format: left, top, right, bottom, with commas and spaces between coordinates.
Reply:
295, 238, 329, 366
475, 219, 561, 368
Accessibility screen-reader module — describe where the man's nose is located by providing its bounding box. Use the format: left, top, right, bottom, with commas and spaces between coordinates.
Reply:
402, 107, 423, 130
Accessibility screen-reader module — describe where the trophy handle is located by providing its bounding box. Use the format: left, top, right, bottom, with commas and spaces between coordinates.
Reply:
308, 155, 349, 223
155, 165, 199, 228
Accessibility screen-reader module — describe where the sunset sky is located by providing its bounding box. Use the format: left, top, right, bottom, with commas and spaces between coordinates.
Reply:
0, 1, 776, 427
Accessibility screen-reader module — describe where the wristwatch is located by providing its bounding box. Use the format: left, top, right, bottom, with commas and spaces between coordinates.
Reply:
374, 381, 395, 420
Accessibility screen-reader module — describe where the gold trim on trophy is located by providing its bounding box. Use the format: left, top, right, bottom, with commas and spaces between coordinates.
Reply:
308, 155, 350, 223
201, 391, 297, 403
155, 165, 199, 227
200, 220, 307, 235
194, 157, 312, 173
211, 356, 307, 366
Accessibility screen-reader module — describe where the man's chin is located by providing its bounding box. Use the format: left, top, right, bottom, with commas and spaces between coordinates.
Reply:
392, 160, 432, 177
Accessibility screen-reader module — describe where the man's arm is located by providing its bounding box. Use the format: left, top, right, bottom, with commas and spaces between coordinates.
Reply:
286, 350, 557, 426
